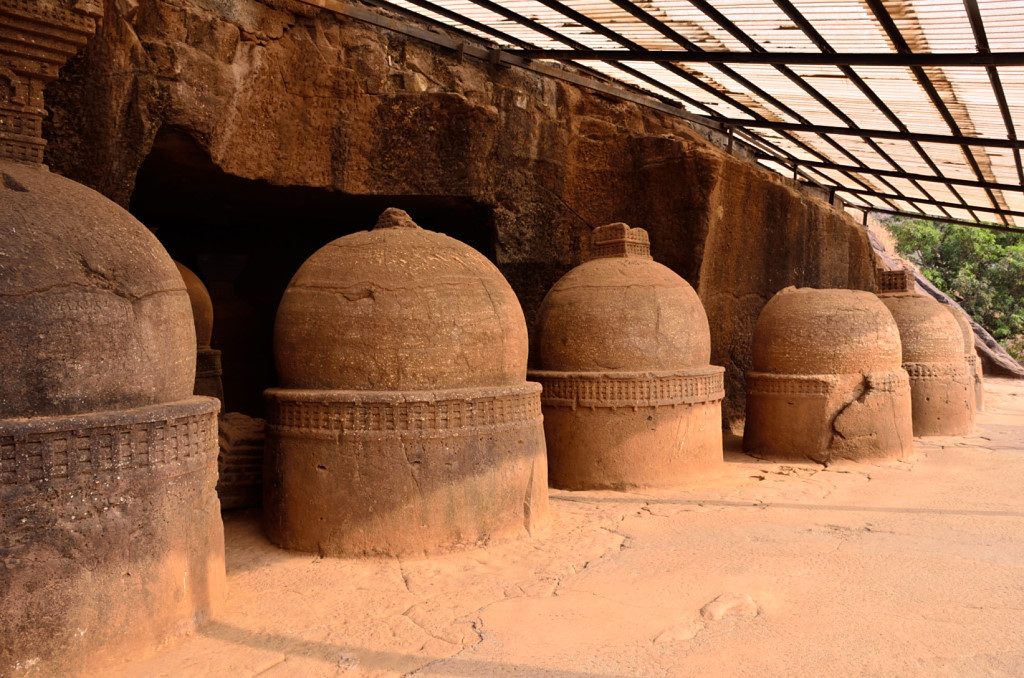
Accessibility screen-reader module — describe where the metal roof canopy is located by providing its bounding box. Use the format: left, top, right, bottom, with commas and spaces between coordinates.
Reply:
369, 0, 1024, 232
508, 49, 1024, 67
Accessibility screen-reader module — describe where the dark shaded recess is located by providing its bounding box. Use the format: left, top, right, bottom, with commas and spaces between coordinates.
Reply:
130, 128, 496, 416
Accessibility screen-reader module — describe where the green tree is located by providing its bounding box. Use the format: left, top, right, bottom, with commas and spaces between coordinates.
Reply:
885, 217, 1024, 360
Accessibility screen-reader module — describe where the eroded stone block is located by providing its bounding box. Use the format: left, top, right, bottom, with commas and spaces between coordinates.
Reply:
217, 412, 265, 510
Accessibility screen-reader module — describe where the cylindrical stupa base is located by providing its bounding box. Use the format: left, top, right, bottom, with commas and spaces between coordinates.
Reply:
195, 347, 224, 407
744, 370, 914, 463
530, 368, 724, 490
904, 362, 975, 436
0, 397, 225, 676
263, 383, 549, 557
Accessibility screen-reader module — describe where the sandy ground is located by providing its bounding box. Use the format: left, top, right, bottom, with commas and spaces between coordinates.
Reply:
110, 378, 1024, 677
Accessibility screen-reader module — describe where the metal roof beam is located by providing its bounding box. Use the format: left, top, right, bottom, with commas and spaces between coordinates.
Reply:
864, 0, 1008, 225
589, 0, 906, 207
760, 156, 1024, 194
510, 49, 1024, 68
349, 0, 1012, 224
672, 0, 913, 201
438, 0, 723, 114
768, 0, 970, 220
482, 0, 901, 208
836, 188, 1024, 219
371, 1, 715, 113
962, 0, 1024, 188
862, 207, 1024, 235
769, 0, 981, 221
720, 119, 1023, 149
380, 1, 893, 207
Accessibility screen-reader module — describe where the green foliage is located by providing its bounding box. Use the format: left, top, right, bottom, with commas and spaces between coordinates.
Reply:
885, 217, 1024, 360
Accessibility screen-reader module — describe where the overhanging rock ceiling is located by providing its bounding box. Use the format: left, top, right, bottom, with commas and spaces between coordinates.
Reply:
373, 0, 1024, 231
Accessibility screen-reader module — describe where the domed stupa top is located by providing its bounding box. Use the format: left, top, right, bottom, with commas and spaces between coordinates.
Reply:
880, 294, 964, 364
533, 223, 710, 372
273, 208, 528, 391
0, 167, 197, 421
874, 268, 973, 435
176, 262, 214, 349
751, 287, 903, 375
0, 0, 194, 421
744, 287, 914, 463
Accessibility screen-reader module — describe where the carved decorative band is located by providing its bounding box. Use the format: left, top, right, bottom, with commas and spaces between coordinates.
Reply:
0, 108, 41, 138
196, 348, 223, 378
903, 362, 966, 380
0, 138, 44, 165
747, 370, 908, 397
266, 384, 542, 434
0, 0, 99, 33
875, 269, 915, 294
591, 242, 652, 259
0, 398, 219, 488
865, 371, 910, 393
529, 367, 725, 408
746, 373, 837, 397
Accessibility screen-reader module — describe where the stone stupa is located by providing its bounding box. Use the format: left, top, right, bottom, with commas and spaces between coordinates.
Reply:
264, 208, 548, 556
948, 304, 984, 412
876, 269, 974, 435
744, 287, 914, 463
529, 223, 724, 489
175, 262, 224, 405
0, 2, 224, 673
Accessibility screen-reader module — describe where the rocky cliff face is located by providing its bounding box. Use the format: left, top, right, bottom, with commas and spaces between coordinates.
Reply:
44, 0, 876, 427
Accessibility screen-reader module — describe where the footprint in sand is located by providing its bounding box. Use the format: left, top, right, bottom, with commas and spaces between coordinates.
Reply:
700, 593, 760, 621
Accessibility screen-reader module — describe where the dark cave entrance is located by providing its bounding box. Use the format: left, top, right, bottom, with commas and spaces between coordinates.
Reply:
130, 128, 497, 416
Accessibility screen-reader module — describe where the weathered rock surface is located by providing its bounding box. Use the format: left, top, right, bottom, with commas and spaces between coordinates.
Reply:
1, 162, 197, 418
45, 0, 877, 425
1, 4, 225, 672
176, 261, 213, 348
1, 158, 226, 678
701, 592, 760, 621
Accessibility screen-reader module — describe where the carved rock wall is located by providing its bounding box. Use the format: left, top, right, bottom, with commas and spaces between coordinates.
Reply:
44, 0, 876, 425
